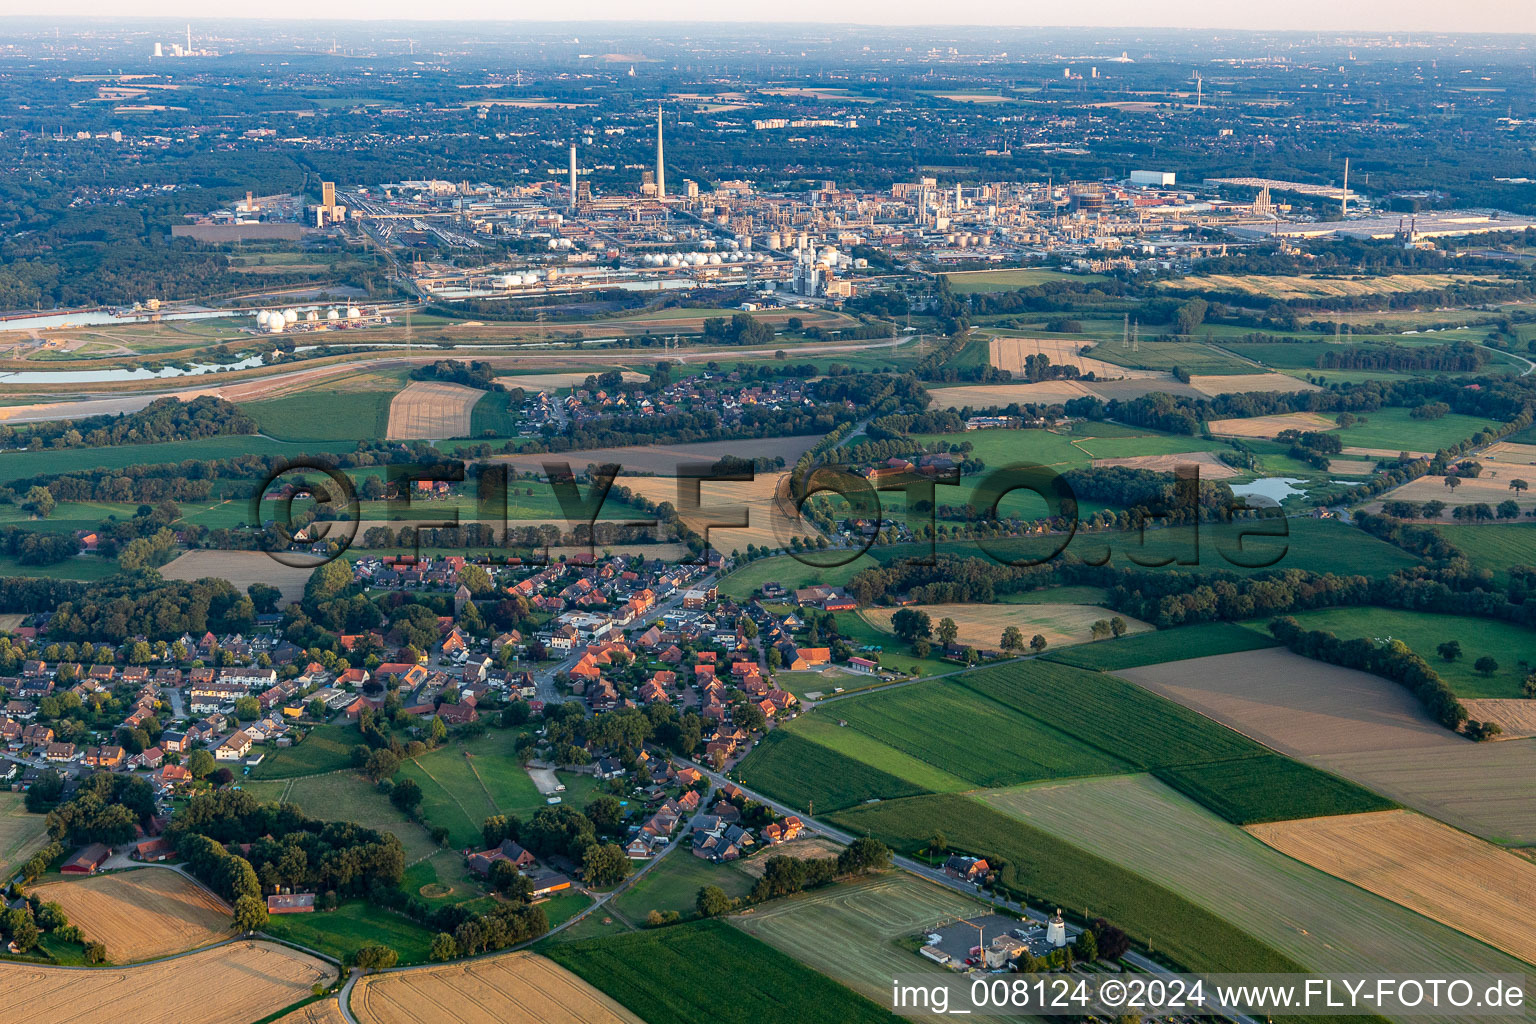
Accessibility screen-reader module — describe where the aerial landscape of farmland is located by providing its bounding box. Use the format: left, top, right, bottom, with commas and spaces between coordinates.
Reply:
2, 11, 1536, 1024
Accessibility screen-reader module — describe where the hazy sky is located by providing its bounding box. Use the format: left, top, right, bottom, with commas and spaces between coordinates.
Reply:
28, 2, 1536, 34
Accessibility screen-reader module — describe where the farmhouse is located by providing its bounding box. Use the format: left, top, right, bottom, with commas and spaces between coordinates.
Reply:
61, 843, 112, 875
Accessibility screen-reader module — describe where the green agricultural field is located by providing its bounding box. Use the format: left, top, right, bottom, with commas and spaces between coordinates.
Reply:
731, 728, 930, 812
246, 722, 366, 779
750, 714, 972, 796
828, 794, 1304, 975
0, 554, 121, 582
1044, 622, 1278, 671
0, 791, 48, 881
942, 268, 1092, 293
1435, 523, 1536, 584
544, 919, 901, 1024
979, 774, 1529, 982
1330, 407, 1504, 453
957, 660, 1260, 769
243, 391, 394, 442
1152, 754, 1395, 825
468, 390, 520, 437
262, 899, 437, 964
1088, 340, 1258, 375
1071, 433, 1233, 460
732, 874, 1012, 1022
611, 851, 755, 920
1241, 607, 1536, 699
717, 551, 878, 601
240, 771, 440, 862
829, 680, 1126, 788
0, 435, 355, 485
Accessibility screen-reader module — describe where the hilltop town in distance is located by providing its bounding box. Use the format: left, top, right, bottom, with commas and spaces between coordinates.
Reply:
0, 17, 1534, 1024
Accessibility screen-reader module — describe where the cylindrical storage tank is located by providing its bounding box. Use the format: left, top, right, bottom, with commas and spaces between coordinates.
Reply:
545, 267, 559, 281
521, 273, 538, 286
767, 232, 782, 250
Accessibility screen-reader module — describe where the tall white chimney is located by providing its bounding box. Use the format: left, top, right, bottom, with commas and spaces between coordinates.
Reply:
569, 143, 578, 210
656, 105, 665, 200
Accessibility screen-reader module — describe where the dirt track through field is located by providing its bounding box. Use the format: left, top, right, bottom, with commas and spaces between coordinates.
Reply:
1118, 648, 1536, 844
0, 940, 333, 1024
1247, 810, 1536, 965
352, 951, 644, 1024
31, 869, 230, 962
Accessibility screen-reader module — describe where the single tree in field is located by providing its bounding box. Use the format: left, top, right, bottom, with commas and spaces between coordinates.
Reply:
1522, 672, 1536, 699
1510, 478, 1529, 494
1029, 634, 1048, 654
232, 894, 269, 934
1089, 619, 1112, 641
1444, 475, 1461, 492
936, 617, 959, 648
696, 885, 734, 918
1437, 640, 1462, 662
1000, 626, 1025, 654
1109, 616, 1128, 638
1475, 655, 1499, 677
929, 831, 948, 859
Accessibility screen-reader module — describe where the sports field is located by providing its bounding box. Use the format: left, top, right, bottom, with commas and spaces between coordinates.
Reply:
0, 940, 333, 1024
386, 381, 486, 440
544, 919, 901, 1024
980, 775, 1532, 989
1247, 810, 1536, 965
353, 952, 644, 1024
1244, 606, 1536, 699
732, 874, 1009, 1024
31, 869, 230, 963
860, 602, 1151, 651
1118, 648, 1536, 844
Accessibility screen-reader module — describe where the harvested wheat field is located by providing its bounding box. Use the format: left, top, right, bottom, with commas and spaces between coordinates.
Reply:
737, 836, 846, 877
1091, 450, 1239, 479
1248, 810, 1536, 964
1461, 699, 1536, 739
1187, 373, 1320, 397
1, 940, 333, 1024
863, 602, 1151, 651
0, 792, 48, 881
1328, 459, 1379, 475
352, 951, 643, 1024
1342, 445, 1434, 459
621, 470, 824, 551
160, 550, 320, 605
271, 999, 349, 1024
1162, 273, 1490, 301
31, 869, 229, 962
926, 380, 1100, 409
989, 336, 1148, 379
1482, 441, 1536, 469
1119, 648, 1536, 844
1207, 411, 1339, 439
497, 435, 818, 476
385, 381, 485, 440
1372, 474, 1536, 513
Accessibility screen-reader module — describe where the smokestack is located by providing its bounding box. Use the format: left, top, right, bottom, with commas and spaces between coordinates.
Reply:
186, 23, 192, 54
1341, 157, 1349, 218
569, 143, 577, 211
656, 105, 665, 200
